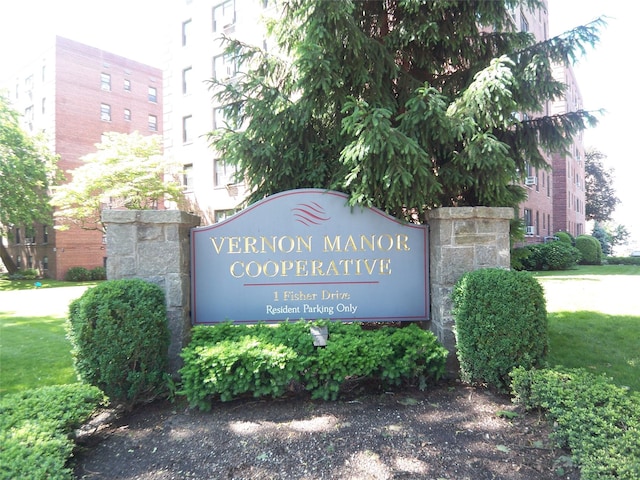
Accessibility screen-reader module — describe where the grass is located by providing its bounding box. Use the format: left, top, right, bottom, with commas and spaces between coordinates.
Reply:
0, 265, 638, 395
0, 284, 92, 397
547, 311, 639, 391
532, 264, 640, 277
535, 264, 640, 392
0, 312, 77, 396
0, 277, 100, 291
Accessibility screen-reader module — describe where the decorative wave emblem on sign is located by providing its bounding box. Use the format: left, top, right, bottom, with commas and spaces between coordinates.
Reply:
292, 202, 331, 226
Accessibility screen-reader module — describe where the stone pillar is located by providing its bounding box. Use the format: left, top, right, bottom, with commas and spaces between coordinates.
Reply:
102, 210, 201, 375
425, 207, 513, 372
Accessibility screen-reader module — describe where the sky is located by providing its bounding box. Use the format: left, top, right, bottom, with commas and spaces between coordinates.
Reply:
0, 0, 638, 248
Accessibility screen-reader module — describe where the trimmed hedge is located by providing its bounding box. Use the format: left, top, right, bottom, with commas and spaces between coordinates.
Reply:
452, 268, 547, 390
513, 241, 581, 271
0, 384, 106, 480
575, 235, 602, 265
179, 321, 448, 409
554, 231, 574, 245
511, 367, 640, 480
66, 279, 170, 410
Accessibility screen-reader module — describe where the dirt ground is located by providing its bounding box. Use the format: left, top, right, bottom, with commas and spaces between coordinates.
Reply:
72, 379, 579, 480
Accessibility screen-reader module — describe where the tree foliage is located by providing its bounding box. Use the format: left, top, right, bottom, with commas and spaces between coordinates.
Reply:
585, 147, 619, 223
51, 132, 184, 233
209, 0, 602, 218
0, 94, 59, 273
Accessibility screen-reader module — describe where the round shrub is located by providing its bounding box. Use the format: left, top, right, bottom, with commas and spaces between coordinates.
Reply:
452, 268, 548, 390
541, 240, 581, 270
554, 231, 574, 245
575, 235, 602, 265
67, 279, 170, 409
64, 266, 91, 282
90, 266, 107, 280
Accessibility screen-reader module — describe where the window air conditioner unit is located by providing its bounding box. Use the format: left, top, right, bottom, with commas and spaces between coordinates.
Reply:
525, 176, 537, 186
526, 226, 536, 235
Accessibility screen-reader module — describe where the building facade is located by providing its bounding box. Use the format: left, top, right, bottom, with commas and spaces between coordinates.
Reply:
163, 0, 274, 224
3, 36, 163, 279
551, 64, 587, 236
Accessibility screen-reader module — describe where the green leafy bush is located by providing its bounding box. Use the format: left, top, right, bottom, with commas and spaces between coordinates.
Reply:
0, 384, 106, 480
67, 279, 170, 410
554, 231, 574, 245
7, 268, 40, 280
605, 256, 640, 266
516, 241, 581, 271
511, 367, 640, 480
452, 268, 547, 390
64, 266, 91, 282
179, 321, 448, 409
575, 235, 602, 265
89, 266, 107, 280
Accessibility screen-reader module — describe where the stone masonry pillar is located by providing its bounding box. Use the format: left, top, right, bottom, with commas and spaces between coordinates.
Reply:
102, 210, 201, 375
425, 207, 513, 373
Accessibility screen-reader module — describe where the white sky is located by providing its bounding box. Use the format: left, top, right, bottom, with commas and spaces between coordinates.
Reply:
0, 0, 637, 246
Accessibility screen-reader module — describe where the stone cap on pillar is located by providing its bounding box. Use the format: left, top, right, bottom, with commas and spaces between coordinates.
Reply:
425, 206, 514, 221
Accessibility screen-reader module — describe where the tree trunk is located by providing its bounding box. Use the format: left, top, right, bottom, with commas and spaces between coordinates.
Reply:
0, 239, 18, 274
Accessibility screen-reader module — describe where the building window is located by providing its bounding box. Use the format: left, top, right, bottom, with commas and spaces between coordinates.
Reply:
14, 226, 20, 244
27, 255, 33, 269
182, 115, 193, 143
101, 73, 111, 91
214, 158, 237, 186
41, 97, 46, 114
213, 0, 235, 32
520, 12, 529, 32
182, 19, 192, 46
124, 78, 131, 91
25, 226, 35, 244
148, 114, 158, 131
124, 108, 131, 121
16, 255, 21, 269
182, 67, 192, 95
101, 103, 111, 121
215, 209, 240, 222
213, 54, 236, 81
43, 225, 48, 244
148, 86, 158, 102
183, 164, 194, 191
43, 256, 49, 271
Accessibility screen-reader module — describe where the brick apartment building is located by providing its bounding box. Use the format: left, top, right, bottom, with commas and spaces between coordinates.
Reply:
512, 3, 586, 241
3, 36, 163, 279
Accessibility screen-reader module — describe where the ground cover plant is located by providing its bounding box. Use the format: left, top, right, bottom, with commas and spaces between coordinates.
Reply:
511, 367, 640, 480
0, 384, 106, 480
179, 321, 448, 409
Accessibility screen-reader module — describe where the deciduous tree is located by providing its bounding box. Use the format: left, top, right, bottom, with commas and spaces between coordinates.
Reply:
51, 132, 184, 233
585, 147, 619, 223
209, 0, 603, 219
0, 94, 58, 274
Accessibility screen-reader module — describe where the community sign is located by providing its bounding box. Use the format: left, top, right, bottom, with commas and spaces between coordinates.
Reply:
190, 189, 429, 324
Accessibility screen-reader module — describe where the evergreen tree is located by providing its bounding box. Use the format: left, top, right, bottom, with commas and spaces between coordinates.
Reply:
209, 0, 603, 219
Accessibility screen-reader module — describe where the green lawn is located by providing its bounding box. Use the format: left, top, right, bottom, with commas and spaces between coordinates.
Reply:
0, 285, 91, 396
0, 265, 638, 395
536, 264, 640, 391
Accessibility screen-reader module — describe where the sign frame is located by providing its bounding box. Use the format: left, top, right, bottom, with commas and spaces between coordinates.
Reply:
190, 189, 429, 324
